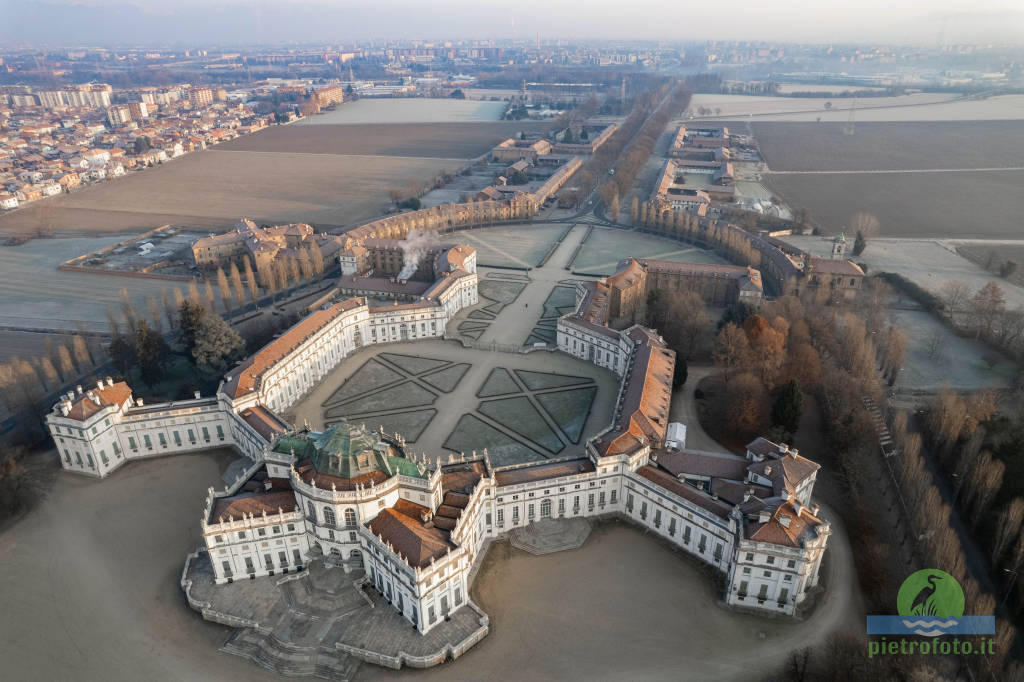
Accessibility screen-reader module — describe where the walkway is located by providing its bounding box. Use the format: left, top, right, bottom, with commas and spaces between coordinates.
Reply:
509, 517, 591, 555
477, 224, 591, 346
183, 552, 486, 675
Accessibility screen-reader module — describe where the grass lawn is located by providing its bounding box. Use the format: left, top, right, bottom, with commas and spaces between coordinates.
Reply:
515, 369, 591, 391
322, 359, 402, 407
420, 364, 470, 393
535, 387, 597, 444
327, 408, 436, 443
479, 396, 564, 454
378, 353, 450, 375
443, 414, 547, 467
477, 368, 520, 397
324, 382, 435, 417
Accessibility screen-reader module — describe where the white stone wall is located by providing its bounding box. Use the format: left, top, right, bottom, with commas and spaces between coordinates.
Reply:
205, 511, 310, 584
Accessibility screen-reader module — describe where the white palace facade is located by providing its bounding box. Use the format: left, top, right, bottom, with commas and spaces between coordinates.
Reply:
46, 238, 831, 638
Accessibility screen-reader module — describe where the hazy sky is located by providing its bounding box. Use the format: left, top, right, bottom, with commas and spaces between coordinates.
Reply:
2, 0, 1023, 46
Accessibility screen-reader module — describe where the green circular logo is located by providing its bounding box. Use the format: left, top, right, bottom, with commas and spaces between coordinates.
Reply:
897, 569, 964, 618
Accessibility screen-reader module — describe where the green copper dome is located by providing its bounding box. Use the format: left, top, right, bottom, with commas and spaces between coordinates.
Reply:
277, 419, 425, 480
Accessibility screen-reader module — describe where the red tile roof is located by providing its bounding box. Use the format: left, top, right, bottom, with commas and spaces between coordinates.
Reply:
223, 298, 364, 399
63, 381, 133, 421
368, 500, 455, 569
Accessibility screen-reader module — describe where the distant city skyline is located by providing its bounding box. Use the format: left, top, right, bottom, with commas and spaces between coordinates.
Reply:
2, 0, 1023, 47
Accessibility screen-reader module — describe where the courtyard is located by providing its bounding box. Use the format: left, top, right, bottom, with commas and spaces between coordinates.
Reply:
286, 339, 615, 468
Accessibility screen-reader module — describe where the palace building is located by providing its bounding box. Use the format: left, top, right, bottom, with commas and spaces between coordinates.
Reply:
47, 229, 830, 640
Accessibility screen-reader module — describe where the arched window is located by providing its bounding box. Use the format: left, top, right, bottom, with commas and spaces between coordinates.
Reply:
350, 548, 362, 560
540, 499, 552, 518
344, 508, 357, 528
323, 506, 336, 527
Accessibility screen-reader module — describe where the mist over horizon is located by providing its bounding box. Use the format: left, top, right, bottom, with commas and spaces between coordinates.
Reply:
2, 0, 1023, 47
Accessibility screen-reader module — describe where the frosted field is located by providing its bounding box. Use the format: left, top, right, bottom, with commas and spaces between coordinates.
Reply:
774, 84, 889, 94
782, 235, 1024, 311
299, 98, 507, 125
453, 223, 568, 268
693, 94, 1024, 122
887, 309, 1015, 391
572, 228, 729, 275
0, 235, 190, 332
687, 93, 956, 118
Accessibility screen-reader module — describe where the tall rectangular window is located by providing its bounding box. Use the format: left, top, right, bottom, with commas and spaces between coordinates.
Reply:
128, 436, 137, 450
143, 434, 152, 449
173, 431, 181, 446
202, 426, 210, 441
216, 425, 225, 440
158, 433, 166, 447
496, 509, 504, 526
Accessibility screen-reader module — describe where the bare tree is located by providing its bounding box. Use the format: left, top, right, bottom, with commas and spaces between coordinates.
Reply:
71, 334, 92, 371
38, 357, 59, 390
939, 280, 971, 325
992, 498, 1024, 563
57, 345, 75, 382
187, 280, 203, 308
243, 258, 260, 302
307, 242, 325, 279
713, 323, 751, 383
964, 451, 1004, 528
146, 297, 163, 333
161, 289, 177, 330
971, 282, 1006, 340
882, 327, 907, 385
850, 212, 880, 256
216, 267, 233, 315
172, 288, 185, 320
118, 288, 138, 334
203, 280, 216, 312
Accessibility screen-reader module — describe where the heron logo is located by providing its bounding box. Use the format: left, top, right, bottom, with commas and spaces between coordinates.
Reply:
867, 568, 993, 638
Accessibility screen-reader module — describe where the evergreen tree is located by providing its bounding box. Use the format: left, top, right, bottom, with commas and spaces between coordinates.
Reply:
673, 357, 688, 389
135, 321, 169, 387
177, 300, 207, 352
771, 379, 804, 434
192, 313, 246, 372
108, 332, 136, 375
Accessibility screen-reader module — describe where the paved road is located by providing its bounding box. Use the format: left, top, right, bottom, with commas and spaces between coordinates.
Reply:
669, 364, 724, 452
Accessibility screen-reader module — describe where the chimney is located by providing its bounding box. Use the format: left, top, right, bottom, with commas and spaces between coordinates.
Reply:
97, 381, 104, 391
194, 391, 201, 400
76, 385, 83, 395
743, 488, 753, 503
778, 443, 788, 455
136, 398, 144, 406
764, 465, 772, 476
106, 377, 113, 387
